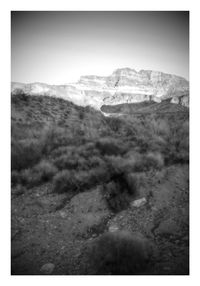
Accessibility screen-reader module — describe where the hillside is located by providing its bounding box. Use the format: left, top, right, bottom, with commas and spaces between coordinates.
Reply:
101, 99, 189, 115
11, 93, 189, 274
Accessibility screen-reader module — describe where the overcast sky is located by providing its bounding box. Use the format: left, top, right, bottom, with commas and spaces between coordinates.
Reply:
11, 11, 189, 84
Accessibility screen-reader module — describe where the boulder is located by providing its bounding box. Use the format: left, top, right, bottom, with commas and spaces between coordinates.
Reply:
131, 197, 147, 208
40, 263, 55, 274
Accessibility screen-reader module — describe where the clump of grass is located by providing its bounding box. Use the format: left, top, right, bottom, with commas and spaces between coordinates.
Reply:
88, 231, 152, 274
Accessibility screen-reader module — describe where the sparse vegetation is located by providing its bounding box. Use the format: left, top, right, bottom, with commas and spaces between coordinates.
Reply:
11, 93, 189, 208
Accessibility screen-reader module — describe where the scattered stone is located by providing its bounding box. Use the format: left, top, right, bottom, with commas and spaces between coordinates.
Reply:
109, 225, 119, 232
60, 211, 67, 218
40, 263, 55, 274
131, 197, 147, 208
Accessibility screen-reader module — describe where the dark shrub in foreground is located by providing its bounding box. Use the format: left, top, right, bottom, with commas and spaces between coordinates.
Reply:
88, 231, 152, 274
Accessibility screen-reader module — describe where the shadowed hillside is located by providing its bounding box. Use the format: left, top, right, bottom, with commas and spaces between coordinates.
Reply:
101, 99, 189, 115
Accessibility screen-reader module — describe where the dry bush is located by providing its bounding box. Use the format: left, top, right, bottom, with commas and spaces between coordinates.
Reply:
163, 119, 189, 164
102, 172, 138, 212
11, 184, 25, 196
11, 170, 22, 187
40, 125, 73, 154
96, 137, 126, 156
88, 231, 152, 274
105, 116, 123, 132
11, 138, 44, 171
53, 167, 110, 194
21, 160, 57, 188
53, 154, 79, 170
52, 170, 77, 194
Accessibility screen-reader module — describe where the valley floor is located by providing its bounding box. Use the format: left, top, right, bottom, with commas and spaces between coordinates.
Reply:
11, 164, 189, 275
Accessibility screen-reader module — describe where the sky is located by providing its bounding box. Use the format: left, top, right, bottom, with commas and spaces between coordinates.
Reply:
11, 11, 189, 84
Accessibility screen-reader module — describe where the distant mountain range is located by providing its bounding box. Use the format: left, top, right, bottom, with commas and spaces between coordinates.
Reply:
11, 68, 189, 109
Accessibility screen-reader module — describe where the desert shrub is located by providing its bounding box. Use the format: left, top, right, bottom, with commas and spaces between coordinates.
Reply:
53, 167, 110, 194
88, 156, 106, 168
79, 167, 110, 188
148, 118, 170, 137
53, 170, 77, 194
141, 152, 164, 170
21, 160, 57, 188
102, 172, 138, 212
33, 160, 58, 180
105, 154, 139, 175
105, 116, 123, 132
11, 90, 29, 103
106, 151, 164, 176
11, 138, 44, 171
11, 170, 22, 186
11, 184, 25, 196
77, 142, 100, 158
163, 119, 189, 164
50, 146, 71, 158
96, 138, 126, 156
53, 154, 79, 170
88, 231, 152, 274
124, 152, 164, 172
40, 125, 72, 154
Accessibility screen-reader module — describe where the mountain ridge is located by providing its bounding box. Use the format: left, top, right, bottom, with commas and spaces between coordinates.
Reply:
11, 68, 189, 109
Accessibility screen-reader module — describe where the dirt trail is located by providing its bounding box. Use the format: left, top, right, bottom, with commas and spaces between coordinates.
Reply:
11, 164, 189, 275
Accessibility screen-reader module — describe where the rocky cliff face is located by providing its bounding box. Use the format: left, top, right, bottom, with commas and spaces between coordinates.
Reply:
11, 68, 189, 109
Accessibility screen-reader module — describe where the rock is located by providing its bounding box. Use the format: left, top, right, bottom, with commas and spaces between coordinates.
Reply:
40, 263, 55, 274
60, 211, 67, 218
131, 197, 147, 208
108, 225, 119, 232
11, 68, 189, 110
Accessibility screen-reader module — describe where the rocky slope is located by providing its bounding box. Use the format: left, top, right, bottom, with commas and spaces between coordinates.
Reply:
11, 68, 189, 109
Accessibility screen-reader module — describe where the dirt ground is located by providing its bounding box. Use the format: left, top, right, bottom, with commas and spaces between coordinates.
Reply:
11, 164, 189, 275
